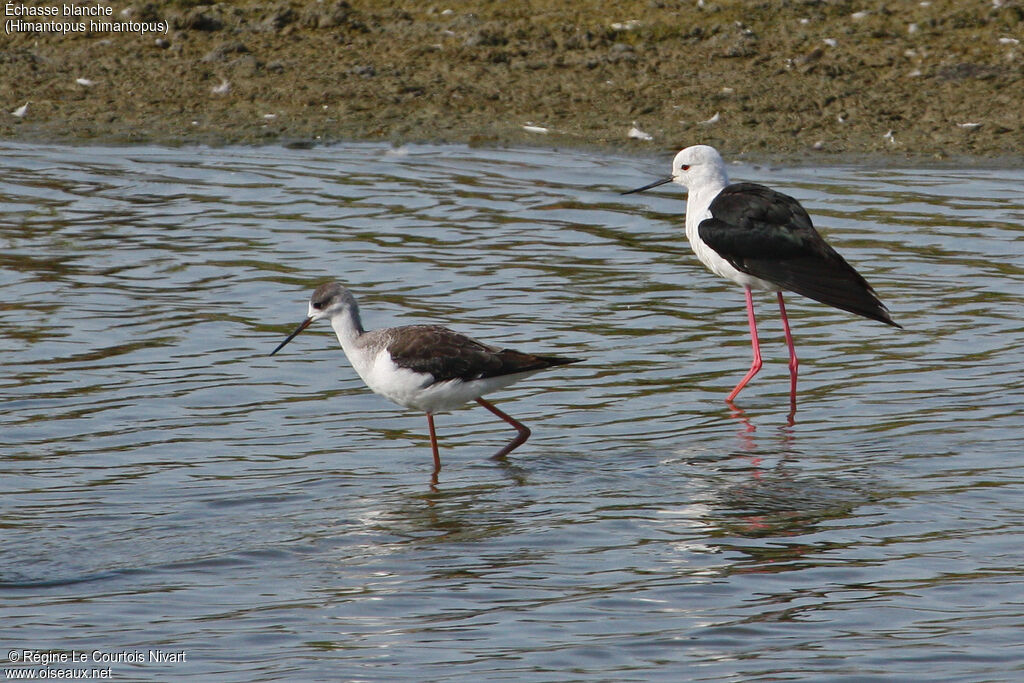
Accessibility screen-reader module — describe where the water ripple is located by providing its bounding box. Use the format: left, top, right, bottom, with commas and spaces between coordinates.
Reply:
1, 142, 1022, 681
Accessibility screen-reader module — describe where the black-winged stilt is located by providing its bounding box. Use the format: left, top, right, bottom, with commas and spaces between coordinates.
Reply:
624, 144, 900, 402
270, 282, 582, 473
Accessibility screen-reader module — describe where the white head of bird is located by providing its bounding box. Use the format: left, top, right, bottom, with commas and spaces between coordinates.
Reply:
622, 144, 730, 204
669, 144, 730, 193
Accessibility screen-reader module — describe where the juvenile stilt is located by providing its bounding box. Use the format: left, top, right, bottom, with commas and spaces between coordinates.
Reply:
271, 282, 581, 473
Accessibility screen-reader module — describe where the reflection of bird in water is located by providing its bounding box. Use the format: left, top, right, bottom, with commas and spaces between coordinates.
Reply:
717, 467, 871, 539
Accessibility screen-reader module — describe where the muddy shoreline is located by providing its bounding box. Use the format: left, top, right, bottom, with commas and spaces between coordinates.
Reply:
2, 1, 1022, 162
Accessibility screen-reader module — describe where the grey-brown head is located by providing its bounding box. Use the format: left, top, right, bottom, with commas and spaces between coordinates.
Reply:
270, 282, 362, 356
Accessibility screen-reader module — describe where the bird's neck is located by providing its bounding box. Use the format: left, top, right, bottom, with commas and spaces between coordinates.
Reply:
329, 304, 366, 351
685, 175, 728, 234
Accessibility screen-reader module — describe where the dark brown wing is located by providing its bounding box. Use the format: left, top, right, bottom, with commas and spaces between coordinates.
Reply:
386, 325, 582, 384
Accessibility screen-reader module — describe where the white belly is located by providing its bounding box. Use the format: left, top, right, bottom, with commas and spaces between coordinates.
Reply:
395, 372, 535, 413
348, 347, 537, 414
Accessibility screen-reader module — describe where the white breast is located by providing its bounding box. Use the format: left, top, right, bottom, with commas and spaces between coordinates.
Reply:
347, 347, 429, 409
685, 190, 779, 292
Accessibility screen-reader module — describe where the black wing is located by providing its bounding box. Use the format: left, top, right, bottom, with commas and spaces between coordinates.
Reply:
698, 183, 900, 327
386, 325, 581, 384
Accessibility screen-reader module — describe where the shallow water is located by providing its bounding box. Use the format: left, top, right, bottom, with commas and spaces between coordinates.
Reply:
1, 142, 1022, 681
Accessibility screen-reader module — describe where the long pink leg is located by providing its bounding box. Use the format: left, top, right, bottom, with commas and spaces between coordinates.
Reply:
425, 413, 442, 473
726, 286, 763, 403
777, 292, 799, 406
476, 398, 531, 459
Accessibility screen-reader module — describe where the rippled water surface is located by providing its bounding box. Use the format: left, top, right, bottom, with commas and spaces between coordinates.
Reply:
2, 142, 1023, 681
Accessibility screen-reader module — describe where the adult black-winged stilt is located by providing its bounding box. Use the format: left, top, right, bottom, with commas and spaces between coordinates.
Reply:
624, 144, 900, 402
270, 282, 582, 473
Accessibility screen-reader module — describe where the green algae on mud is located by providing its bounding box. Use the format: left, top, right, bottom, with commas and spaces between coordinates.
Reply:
2, 0, 1021, 160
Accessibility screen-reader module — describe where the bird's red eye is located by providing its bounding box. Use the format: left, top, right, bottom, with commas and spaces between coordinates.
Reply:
680, 164, 690, 171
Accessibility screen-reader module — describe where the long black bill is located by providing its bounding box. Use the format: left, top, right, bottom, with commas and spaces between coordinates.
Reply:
270, 317, 314, 356
621, 177, 673, 195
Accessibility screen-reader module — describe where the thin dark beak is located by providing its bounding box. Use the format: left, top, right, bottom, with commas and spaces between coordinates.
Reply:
270, 317, 314, 356
621, 177, 673, 195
